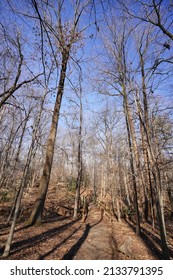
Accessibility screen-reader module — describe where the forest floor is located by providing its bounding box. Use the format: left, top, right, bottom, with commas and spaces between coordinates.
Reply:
0, 203, 173, 260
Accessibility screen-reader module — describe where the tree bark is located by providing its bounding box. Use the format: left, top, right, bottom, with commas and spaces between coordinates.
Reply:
73, 86, 83, 218
26, 51, 69, 226
123, 96, 141, 235
137, 49, 170, 258
7, 114, 29, 224
134, 87, 170, 258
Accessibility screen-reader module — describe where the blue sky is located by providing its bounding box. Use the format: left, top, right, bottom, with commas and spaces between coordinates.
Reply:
0, 0, 172, 131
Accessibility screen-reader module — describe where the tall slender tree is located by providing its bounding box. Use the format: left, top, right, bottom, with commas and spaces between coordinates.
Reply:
26, 0, 93, 225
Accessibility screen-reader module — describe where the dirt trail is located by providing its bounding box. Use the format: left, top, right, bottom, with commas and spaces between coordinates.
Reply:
70, 205, 158, 260
74, 206, 118, 260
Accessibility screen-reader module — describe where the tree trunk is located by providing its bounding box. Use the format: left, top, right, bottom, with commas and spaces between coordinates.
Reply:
2, 125, 40, 257
168, 187, 173, 218
73, 86, 83, 218
166, 173, 173, 218
26, 51, 69, 226
3, 168, 28, 257
123, 97, 141, 235
7, 115, 29, 224
153, 165, 170, 259
136, 49, 170, 258
134, 89, 154, 223
134, 88, 170, 258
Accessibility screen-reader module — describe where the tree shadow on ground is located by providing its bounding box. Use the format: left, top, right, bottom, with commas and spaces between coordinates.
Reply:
0, 215, 70, 237
0, 218, 79, 257
61, 210, 104, 260
38, 225, 82, 259
0, 223, 11, 233
140, 225, 173, 259
165, 217, 173, 239
62, 223, 91, 260
42, 215, 70, 224
126, 219, 173, 259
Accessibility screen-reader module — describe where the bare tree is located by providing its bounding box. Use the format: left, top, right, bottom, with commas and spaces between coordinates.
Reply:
131, 25, 171, 258
2, 86, 50, 257
26, 0, 93, 226
73, 75, 83, 218
120, 0, 173, 40
0, 24, 42, 109
96, 12, 142, 234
